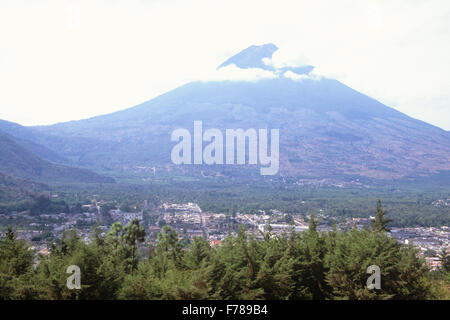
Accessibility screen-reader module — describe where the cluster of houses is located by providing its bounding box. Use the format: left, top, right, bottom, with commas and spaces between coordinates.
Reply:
1, 198, 449, 272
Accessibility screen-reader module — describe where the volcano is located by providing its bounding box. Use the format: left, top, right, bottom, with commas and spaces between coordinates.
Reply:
1, 44, 449, 182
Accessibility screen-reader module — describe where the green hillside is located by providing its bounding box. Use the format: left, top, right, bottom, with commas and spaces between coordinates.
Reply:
0, 171, 47, 204
0, 132, 114, 183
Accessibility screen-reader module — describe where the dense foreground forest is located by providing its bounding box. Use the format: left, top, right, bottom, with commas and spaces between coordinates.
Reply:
1, 205, 449, 300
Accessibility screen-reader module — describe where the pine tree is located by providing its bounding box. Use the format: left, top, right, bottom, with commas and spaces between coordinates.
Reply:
372, 200, 393, 233
438, 249, 450, 273
122, 219, 146, 273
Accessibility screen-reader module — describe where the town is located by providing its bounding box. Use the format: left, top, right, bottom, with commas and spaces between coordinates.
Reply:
1, 197, 449, 271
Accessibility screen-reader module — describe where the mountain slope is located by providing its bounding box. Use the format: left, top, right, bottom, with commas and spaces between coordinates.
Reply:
218, 43, 279, 70
3, 44, 450, 181
0, 119, 119, 166
0, 132, 114, 183
0, 171, 47, 205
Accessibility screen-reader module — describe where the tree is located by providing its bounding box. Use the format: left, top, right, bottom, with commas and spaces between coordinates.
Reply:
282, 217, 331, 300
372, 200, 393, 233
122, 219, 146, 272
0, 227, 35, 299
0, 209, 442, 300
34, 226, 134, 300
185, 237, 211, 269
30, 195, 51, 215
326, 228, 433, 299
105, 220, 145, 273
438, 249, 450, 273
156, 225, 183, 269
0, 227, 33, 276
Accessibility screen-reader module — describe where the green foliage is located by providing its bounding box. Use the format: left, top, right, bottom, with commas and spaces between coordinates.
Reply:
326, 228, 432, 299
0, 215, 441, 300
2, 176, 448, 228
372, 200, 393, 233
438, 249, 450, 273
32, 231, 123, 299
37, 181, 450, 228
30, 195, 69, 215
0, 227, 35, 299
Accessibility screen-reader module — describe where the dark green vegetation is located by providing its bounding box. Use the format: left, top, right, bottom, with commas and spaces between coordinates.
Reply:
1, 177, 448, 227
0, 172, 50, 215
1, 210, 448, 300
0, 172, 47, 204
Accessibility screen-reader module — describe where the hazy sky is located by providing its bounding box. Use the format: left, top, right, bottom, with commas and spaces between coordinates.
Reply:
0, 0, 449, 130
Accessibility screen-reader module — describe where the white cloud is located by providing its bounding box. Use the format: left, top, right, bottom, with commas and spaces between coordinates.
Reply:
268, 47, 311, 69
202, 64, 277, 82
283, 71, 308, 81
